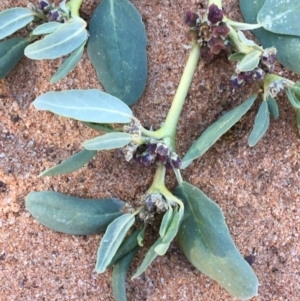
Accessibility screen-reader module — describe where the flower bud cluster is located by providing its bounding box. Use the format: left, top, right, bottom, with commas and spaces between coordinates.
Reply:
185, 4, 230, 61
133, 141, 181, 170
268, 79, 291, 98
29, 0, 70, 23
139, 193, 168, 224
230, 68, 264, 88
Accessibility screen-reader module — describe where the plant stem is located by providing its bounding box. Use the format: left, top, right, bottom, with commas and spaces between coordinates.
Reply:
150, 42, 200, 147
66, 0, 84, 18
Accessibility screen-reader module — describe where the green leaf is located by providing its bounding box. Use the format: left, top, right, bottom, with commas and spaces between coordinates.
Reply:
25, 18, 87, 59
154, 208, 183, 256
108, 228, 140, 267
25, 191, 125, 235
181, 94, 257, 169
240, 0, 300, 75
0, 8, 34, 39
112, 247, 139, 301
175, 182, 258, 300
33, 89, 133, 124
132, 237, 163, 279
38, 149, 97, 177
237, 31, 257, 47
83, 132, 132, 151
32, 22, 63, 35
228, 52, 246, 62
257, 0, 300, 37
96, 213, 135, 273
286, 88, 300, 109
0, 37, 30, 79
292, 83, 300, 98
137, 225, 146, 247
248, 101, 270, 147
82, 122, 116, 133
159, 207, 173, 238
87, 0, 147, 106
236, 50, 261, 72
267, 96, 279, 119
50, 40, 86, 83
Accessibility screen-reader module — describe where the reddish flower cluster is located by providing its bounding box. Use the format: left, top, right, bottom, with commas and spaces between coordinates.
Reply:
230, 68, 264, 87
185, 4, 230, 61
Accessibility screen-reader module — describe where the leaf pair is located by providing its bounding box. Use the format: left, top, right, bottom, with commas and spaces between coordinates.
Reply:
175, 182, 259, 300
240, 0, 300, 75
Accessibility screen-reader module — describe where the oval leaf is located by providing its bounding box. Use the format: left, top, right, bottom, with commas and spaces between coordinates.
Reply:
286, 88, 300, 109
248, 101, 270, 147
181, 94, 257, 169
96, 213, 135, 273
50, 40, 86, 83
257, 0, 300, 37
159, 207, 173, 238
240, 0, 300, 75
32, 22, 63, 35
175, 182, 259, 300
87, 0, 147, 106
0, 8, 34, 39
26, 191, 125, 235
39, 149, 97, 177
267, 96, 279, 119
83, 132, 132, 151
112, 247, 139, 301
237, 50, 261, 72
0, 37, 30, 79
25, 18, 87, 59
132, 237, 163, 279
33, 89, 133, 124
109, 228, 140, 267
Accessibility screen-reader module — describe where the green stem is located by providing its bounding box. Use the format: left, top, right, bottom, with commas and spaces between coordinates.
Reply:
151, 42, 200, 147
66, 0, 84, 18
227, 24, 253, 54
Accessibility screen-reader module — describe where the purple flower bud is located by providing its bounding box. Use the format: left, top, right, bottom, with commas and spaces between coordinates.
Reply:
253, 68, 264, 81
146, 143, 157, 155
145, 196, 157, 212
208, 4, 223, 24
211, 22, 230, 38
200, 46, 214, 61
48, 10, 60, 21
39, 0, 50, 10
230, 75, 244, 88
184, 10, 200, 27
208, 36, 226, 55
165, 160, 173, 171
157, 154, 168, 164
170, 153, 182, 169
140, 152, 156, 167
155, 142, 169, 157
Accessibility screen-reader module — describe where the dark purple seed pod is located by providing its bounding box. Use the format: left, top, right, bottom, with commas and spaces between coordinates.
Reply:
170, 153, 182, 169
208, 4, 223, 24
208, 36, 226, 55
184, 10, 200, 27
211, 22, 230, 38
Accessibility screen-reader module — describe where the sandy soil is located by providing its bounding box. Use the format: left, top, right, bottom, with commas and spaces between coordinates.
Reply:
0, 0, 299, 300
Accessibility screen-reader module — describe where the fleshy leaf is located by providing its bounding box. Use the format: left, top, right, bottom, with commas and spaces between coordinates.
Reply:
296, 109, 300, 135
0, 8, 34, 39
257, 0, 300, 37
240, 0, 300, 75
32, 22, 63, 35
83, 132, 132, 151
154, 208, 183, 256
112, 247, 139, 301
267, 96, 279, 119
237, 31, 257, 47
137, 225, 146, 247
33, 89, 133, 124
108, 228, 140, 267
87, 0, 147, 106
0, 37, 30, 79
175, 182, 259, 300
181, 94, 257, 169
95, 213, 135, 273
50, 40, 86, 83
39, 149, 97, 177
26, 191, 125, 235
248, 101, 270, 146
131, 237, 163, 279
236, 50, 261, 72
228, 52, 246, 62
25, 18, 87, 59
286, 88, 300, 109
159, 207, 173, 238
